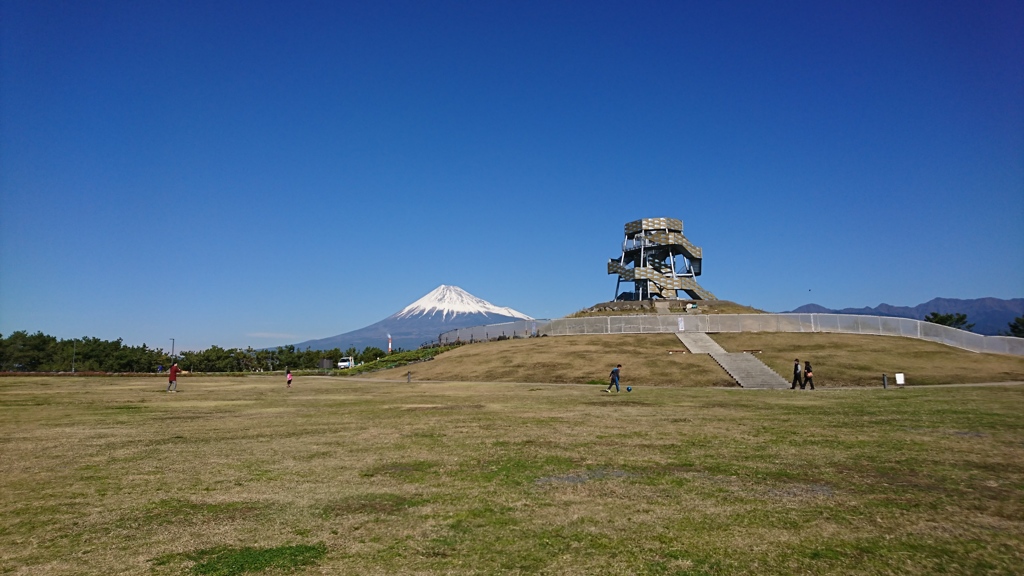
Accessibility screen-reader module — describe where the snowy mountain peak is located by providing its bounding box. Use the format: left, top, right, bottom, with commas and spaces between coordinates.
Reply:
394, 285, 533, 321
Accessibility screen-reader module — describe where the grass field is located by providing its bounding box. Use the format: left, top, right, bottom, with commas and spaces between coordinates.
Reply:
2, 373, 1023, 575
365, 333, 1024, 387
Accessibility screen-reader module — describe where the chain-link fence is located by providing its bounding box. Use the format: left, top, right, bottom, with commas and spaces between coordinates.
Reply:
438, 319, 551, 345
534, 314, 1024, 356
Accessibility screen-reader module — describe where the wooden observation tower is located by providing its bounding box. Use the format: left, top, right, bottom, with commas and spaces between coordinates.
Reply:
607, 217, 716, 301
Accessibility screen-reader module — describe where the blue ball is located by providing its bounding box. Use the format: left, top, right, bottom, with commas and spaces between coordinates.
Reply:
626, 386, 632, 392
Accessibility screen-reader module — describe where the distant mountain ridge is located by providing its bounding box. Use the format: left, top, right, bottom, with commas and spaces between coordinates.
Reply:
288, 285, 533, 352
787, 297, 1023, 336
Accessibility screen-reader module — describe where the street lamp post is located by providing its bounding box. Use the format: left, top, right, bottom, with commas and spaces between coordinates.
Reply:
72, 340, 76, 373
170, 338, 175, 362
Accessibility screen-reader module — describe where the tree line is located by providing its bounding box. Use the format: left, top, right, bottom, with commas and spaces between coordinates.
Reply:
0, 330, 394, 373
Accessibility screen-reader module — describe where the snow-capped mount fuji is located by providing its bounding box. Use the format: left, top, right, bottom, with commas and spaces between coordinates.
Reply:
395, 285, 532, 321
288, 285, 534, 352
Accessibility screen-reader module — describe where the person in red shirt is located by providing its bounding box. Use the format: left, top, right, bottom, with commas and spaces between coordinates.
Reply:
167, 362, 182, 392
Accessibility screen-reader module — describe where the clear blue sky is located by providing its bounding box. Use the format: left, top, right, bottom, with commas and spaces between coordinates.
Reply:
2, 0, 1022, 351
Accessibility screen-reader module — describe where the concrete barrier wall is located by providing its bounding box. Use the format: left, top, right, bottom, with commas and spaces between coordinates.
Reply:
536, 314, 1024, 357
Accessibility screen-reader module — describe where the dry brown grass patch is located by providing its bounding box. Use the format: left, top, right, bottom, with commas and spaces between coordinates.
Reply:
2, 376, 1023, 575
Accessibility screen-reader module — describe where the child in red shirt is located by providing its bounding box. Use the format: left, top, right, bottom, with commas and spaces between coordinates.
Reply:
167, 362, 181, 392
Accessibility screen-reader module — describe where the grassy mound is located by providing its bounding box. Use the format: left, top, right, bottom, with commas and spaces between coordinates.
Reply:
570, 299, 766, 316
364, 332, 1024, 387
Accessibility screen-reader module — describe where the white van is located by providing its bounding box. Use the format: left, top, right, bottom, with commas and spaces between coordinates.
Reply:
337, 357, 355, 369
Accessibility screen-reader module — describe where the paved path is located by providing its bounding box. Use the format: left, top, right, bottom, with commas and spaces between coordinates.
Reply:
676, 333, 789, 389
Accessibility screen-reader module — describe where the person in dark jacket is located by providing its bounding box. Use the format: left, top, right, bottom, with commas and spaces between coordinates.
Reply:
605, 364, 622, 392
791, 359, 802, 389
803, 361, 814, 390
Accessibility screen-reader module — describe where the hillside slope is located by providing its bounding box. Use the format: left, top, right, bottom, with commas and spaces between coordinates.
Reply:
363, 333, 1024, 387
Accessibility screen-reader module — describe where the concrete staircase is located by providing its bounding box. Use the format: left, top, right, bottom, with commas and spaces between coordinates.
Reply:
675, 333, 789, 389
708, 352, 790, 389
675, 332, 725, 354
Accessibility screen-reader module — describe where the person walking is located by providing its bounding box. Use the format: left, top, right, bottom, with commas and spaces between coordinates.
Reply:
286, 369, 293, 388
791, 359, 802, 390
803, 361, 814, 390
167, 362, 181, 392
605, 364, 622, 393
